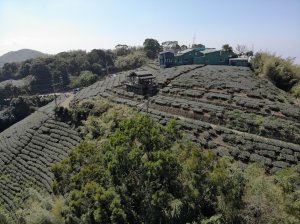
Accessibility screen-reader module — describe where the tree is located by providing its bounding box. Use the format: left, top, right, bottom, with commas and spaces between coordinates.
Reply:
29, 59, 52, 92
10, 97, 30, 120
115, 51, 147, 71
50, 101, 300, 224
18, 62, 31, 78
222, 44, 233, 52
211, 158, 246, 223
161, 41, 181, 53
87, 49, 115, 75
66, 50, 88, 76
180, 45, 188, 51
275, 167, 300, 221
87, 49, 105, 65
235, 44, 248, 56
115, 44, 129, 56
192, 43, 205, 49
49, 59, 70, 90
30, 59, 51, 80
245, 51, 254, 57
91, 63, 103, 75
52, 105, 186, 223
71, 71, 98, 88
1, 62, 18, 80
143, 38, 162, 59
172, 43, 181, 53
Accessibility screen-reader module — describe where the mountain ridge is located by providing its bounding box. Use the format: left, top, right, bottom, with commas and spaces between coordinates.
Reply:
0, 49, 46, 67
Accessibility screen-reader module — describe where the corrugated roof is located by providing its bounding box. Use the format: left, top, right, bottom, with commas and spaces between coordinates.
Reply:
229, 58, 249, 61
176, 48, 219, 56
127, 71, 152, 77
201, 49, 220, 54
136, 71, 153, 76
176, 48, 195, 56
159, 51, 174, 54
139, 75, 156, 80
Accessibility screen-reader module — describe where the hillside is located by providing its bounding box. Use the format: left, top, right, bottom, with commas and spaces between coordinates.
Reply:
0, 65, 299, 213
0, 49, 46, 67
74, 65, 300, 173
0, 96, 82, 211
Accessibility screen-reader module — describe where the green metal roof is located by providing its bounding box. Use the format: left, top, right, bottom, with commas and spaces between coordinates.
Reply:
176, 48, 195, 56
176, 48, 221, 56
200, 49, 220, 54
159, 51, 174, 55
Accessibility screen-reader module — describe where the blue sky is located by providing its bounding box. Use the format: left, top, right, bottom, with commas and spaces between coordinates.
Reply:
0, 0, 300, 63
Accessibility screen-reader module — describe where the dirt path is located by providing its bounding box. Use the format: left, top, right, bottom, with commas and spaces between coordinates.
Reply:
59, 93, 74, 109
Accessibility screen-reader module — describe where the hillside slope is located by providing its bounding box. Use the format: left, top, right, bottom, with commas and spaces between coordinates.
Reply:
0, 65, 299, 210
0, 96, 82, 210
74, 65, 300, 172
0, 49, 46, 67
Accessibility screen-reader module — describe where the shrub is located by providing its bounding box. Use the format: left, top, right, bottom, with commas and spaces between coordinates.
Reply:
251, 52, 300, 95
241, 164, 286, 223
15, 189, 65, 224
71, 71, 98, 88
291, 82, 300, 97
115, 51, 147, 71
0, 206, 13, 224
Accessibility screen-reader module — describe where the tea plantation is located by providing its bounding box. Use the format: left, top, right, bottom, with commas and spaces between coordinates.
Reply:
0, 65, 299, 211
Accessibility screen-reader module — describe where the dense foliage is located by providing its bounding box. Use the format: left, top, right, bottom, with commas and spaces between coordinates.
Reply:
50, 101, 299, 224
0, 39, 158, 95
251, 52, 300, 97
0, 95, 53, 132
143, 38, 162, 59
115, 51, 148, 71
71, 71, 98, 88
0, 101, 299, 223
222, 44, 233, 52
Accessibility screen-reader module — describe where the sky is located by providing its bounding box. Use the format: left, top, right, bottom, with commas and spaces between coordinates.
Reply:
0, 0, 300, 63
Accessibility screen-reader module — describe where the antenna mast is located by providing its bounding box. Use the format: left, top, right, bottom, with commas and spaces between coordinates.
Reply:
192, 33, 196, 47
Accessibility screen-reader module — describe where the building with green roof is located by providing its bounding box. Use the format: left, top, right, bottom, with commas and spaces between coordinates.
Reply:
174, 48, 199, 65
159, 48, 242, 67
174, 48, 234, 66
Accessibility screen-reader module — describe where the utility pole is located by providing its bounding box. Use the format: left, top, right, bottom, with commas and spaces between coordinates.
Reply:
105, 51, 109, 76
10, 79, 13, 97
192, 33, 196, 48
51, 74, 58, 108
146, 93, 149, 115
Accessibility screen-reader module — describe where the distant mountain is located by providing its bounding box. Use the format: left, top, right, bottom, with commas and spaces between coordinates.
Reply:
0, 49, 46, 67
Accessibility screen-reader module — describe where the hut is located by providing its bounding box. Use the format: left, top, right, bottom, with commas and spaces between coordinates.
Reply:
125, 72, 158, 96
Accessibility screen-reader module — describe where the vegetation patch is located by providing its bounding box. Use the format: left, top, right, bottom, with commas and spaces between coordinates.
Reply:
70, 71, 98, 89
251, 52, 300, 97
49, 103, 300, 223
0, 102, 299, 223
115, 51, 147, 71
0, 95, 54, 132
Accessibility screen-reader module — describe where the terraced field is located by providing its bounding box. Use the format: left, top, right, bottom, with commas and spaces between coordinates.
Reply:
0, 64, 299, 210
72, 65, 300, 173
0, 96, 82, 210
